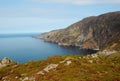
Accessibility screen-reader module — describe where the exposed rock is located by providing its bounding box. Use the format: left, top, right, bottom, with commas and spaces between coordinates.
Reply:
37, 71, 44, 75
36, 11, 120, 51
15, 76, 18, 79
91, 54, 98, 58
37, 58, 73, 75
19, 77, 35, 81
37, 64, 58, 75
23, 77, 29, 81
88, 60, 93, 63
43, 64, 58, 72
0, 57, 12, 68
1, 57, 12, 64
65, 60, 72, 65
101, 50, 117, 55
59, 57, 72, 65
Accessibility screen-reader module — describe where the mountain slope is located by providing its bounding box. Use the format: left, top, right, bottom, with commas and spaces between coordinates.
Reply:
36, 11, 120, 51
0, 53, 120, 81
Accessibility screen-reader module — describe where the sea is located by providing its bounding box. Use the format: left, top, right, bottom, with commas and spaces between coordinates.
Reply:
0, 34, 96, 63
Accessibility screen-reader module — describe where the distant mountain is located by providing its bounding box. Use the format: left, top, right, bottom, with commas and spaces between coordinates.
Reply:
36, 11, 120, 51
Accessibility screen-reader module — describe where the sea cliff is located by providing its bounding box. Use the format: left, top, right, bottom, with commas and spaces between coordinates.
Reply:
36, 11, 120, 51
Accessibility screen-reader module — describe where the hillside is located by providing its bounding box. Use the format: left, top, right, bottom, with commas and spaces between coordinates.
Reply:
0, 53, 120, 81
36, 11, 120, 51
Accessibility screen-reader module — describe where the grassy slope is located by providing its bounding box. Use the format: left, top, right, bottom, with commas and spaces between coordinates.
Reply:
0, 53, 120, 81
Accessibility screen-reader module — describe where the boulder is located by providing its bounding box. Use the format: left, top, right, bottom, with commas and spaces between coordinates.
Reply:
0, 57, 12, 68
65, 61, 72, 65
1, 57, 12, 64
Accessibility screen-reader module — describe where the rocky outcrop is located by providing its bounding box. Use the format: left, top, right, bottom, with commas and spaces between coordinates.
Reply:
37, 58, 73, 75
37, 64, 58, 75
0, 57, 12, 68
36, 11, 120, 51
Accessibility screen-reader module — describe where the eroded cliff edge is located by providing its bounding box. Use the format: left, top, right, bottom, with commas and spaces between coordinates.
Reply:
36, 11, 120, 51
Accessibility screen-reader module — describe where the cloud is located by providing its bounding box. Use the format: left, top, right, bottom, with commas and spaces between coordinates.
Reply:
0, 7, 51, 17
28, 0, 120, 5
0, 17, 72, 26
0, 17, 76, 33
0, 7, 74, 18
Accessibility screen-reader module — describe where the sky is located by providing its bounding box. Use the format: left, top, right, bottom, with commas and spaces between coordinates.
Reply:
0, 0, 120, 34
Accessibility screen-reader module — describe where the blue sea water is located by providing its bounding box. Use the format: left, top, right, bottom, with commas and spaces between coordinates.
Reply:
0, 35, 95, 63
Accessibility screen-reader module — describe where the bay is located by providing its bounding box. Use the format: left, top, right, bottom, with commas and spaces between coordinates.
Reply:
0, 35, 96, 63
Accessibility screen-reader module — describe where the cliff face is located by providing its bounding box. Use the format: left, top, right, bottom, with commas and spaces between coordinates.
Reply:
36, 11, 120, 51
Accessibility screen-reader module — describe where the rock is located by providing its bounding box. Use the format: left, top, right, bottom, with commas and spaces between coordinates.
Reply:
0, 57, 12, 68
20, 77, 35, 81
60, 57, 73, 64
37, 64, 58, 75
1, 57, 12, 64
91, 54, 98, 58
88, 60, 93, 63
43, 64, 58, 72
101, 50, 117, 55
15, 76, 18, 79
65, 61, 72, 65
12, 65, 18, 68
29, 77, 36, 81
60, 57, 72, 65
37, 71, 44, 75
23, 77, 29, 81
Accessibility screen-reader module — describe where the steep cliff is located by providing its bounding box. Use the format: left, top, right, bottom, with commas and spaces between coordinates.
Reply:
36, 11, 120, 51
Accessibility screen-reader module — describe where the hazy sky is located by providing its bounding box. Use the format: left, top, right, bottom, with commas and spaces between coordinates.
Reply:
0, 0, 120, 34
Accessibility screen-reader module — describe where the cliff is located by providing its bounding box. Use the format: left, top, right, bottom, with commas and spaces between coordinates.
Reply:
36, 11, 120, 51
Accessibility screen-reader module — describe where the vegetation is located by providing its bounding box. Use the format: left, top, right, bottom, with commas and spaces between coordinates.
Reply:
0, 53, 120, 81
